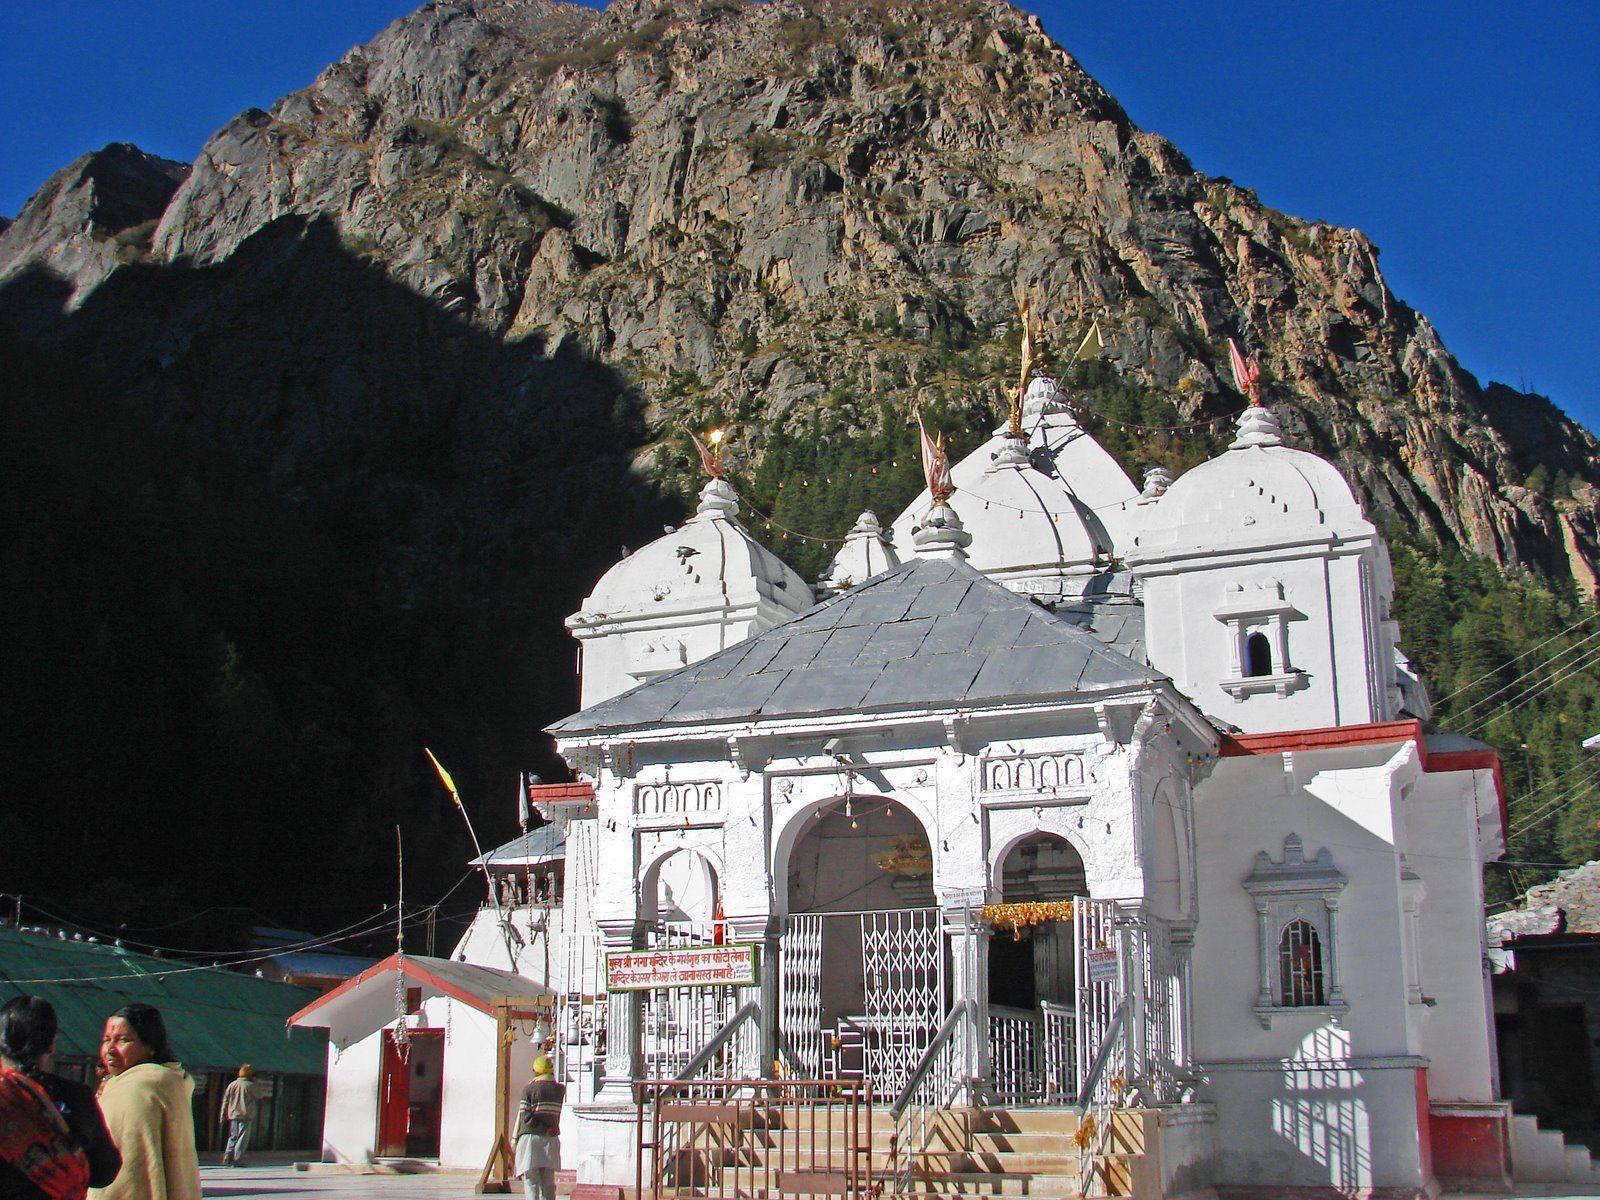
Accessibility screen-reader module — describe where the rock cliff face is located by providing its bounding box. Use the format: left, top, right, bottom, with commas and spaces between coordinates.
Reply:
0, 143, 187, 317
4, 0, 1596, 587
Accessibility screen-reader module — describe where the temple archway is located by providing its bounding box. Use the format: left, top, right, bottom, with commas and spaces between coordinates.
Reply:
989, 833, 1087, 1011
776, 793, 941, 1092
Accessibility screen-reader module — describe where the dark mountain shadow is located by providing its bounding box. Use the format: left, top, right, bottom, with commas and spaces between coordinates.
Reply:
0, 217, 676, 949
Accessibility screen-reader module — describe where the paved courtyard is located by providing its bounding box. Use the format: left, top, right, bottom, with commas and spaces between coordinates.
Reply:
198, 1164, 1600, 1200
199, 1165, 496, 1200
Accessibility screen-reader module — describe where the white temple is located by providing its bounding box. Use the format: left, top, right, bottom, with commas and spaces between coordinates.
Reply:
297, 372, 1536, 1197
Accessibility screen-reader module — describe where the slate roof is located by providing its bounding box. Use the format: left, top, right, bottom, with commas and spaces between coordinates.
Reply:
1048, 573, 1147, 666
550, 557, 1164, 737
472, 823, 566, 866
1491, 860, 1600, 942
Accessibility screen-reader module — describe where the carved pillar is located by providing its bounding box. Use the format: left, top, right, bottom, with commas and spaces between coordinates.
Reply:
1324, 897, 1345, 1006
1253, 899, 1274, 1010
595, 918, 641, 1102
941, 889, 989, 1102
728, 912, 778, 1079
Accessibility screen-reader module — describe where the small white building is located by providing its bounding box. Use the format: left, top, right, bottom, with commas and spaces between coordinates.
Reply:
291, 956, 553, 1170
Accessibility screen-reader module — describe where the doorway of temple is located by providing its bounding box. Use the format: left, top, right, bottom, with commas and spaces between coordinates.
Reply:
987, 833, 1087, 1103
778, 795, 942, 1096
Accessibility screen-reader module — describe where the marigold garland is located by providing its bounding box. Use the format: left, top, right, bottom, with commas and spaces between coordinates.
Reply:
981, 900, 1078, 938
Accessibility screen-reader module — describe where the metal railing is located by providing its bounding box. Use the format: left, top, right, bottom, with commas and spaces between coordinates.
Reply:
638, 1077, 873, 1199
1075, 995, 1129, 1197
889, 999, 977, 1198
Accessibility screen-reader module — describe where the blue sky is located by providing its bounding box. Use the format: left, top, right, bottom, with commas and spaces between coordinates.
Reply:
3, 1, 1595, 430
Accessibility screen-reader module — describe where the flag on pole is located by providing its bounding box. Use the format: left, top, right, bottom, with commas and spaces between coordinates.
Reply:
1228, 338, 1261, 402
1012, 293, 1034, 437
1073, 318, 1104, 362
517, 772, 531, 831
915, 404, 954, 504
688, 427, 726, 478
424, 747, 463, 809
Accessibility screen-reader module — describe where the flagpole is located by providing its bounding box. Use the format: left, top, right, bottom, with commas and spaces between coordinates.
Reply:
425, 746, 517, 964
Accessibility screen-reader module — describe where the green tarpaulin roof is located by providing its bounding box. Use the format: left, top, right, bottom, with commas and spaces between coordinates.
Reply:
0, 925, 326, 1077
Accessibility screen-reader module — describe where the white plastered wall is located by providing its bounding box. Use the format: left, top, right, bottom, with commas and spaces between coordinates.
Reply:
1403, 768, 1499, 1103
1140, 544, 1388, 735
1189, 746, 1434, 1191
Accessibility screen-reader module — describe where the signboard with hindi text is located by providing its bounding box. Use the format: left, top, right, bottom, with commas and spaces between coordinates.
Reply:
1085, 944, 1119, 984
605, 944, 760, 991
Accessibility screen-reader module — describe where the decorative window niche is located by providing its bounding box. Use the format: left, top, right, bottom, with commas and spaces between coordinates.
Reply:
1214, 582, 1307, 700
1244, 834, 1348, 1027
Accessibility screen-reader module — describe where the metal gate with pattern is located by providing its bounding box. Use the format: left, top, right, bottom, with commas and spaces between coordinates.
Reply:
778, 907, 945, 1096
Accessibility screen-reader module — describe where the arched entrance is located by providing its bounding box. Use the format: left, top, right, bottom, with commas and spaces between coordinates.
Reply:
778, 795, 941, 1094
639, 849, 732, 1078
989, 833, 1086, 1009
987, 833, 1088, 1104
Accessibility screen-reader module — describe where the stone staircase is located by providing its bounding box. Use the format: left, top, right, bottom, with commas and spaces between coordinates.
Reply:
651, 1104, 1147, 1197
1510, 1112, 1600, 1185
885, 1107, 1144, 1197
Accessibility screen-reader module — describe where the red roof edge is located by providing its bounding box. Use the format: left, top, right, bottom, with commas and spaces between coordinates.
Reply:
289, 953, 501, 1026
1219, 719, 1424, 757
1219, 718, 1507, 839
529, 782, 595, 804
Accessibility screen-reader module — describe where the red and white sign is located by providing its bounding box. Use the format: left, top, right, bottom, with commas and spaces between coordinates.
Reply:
605, 944, 760, 991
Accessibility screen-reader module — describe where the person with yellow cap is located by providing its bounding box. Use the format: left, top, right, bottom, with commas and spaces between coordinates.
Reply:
512, 1056, 564, 1200
219, 1065, 265, 1168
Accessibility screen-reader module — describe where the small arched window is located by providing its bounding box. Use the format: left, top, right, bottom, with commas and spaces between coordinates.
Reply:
1279, 919, 1325, 1006
1246, 631, 1274, 677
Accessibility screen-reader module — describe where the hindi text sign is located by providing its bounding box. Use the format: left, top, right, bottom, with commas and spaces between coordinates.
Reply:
605, 944, 759, 991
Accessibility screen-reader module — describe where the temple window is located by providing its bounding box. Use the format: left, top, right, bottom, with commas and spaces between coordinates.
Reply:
1278, 919, 1324, 1006
1214, 581, 1307, 700
1246, 631, 1274, 678
1243, 834, 1347, 1026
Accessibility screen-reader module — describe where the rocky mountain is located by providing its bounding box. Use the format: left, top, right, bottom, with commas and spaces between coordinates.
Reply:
2, 0, 1597, 935
5, 0, 1594, 586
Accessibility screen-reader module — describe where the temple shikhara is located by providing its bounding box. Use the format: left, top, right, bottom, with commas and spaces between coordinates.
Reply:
296, 347, 1529, 1198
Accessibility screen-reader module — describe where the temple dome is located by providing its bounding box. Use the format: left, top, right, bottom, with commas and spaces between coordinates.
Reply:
567, 479, 813, 706
887, 429, 1111, 600
818, 511, 900, 595
1128, 406, 1370, 562
579, 479, 811, 621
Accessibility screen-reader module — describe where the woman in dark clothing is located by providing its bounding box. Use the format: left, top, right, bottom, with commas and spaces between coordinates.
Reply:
0, 997, 120, 1200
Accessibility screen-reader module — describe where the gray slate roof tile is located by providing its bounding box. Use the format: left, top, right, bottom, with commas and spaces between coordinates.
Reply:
548, 557, 1163, 736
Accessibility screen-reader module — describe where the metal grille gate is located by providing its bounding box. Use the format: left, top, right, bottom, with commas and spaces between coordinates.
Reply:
779, 913, 825, 1074
777, 907, 945, 1096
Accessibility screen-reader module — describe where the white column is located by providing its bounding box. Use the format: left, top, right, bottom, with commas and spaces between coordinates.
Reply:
941, 888, 989, 1102
595, 918, 640, 1102
728, 913, 778, 1079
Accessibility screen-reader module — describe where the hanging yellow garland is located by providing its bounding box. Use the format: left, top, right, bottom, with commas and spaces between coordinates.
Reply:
981, 900, 1078, 938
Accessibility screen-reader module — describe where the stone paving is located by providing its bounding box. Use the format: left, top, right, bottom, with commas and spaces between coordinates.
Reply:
198, 1165, 494, 1200
199, 1164, 1600, 1200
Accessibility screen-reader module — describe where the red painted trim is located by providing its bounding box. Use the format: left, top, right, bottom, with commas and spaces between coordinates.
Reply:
1219, 718, 1507, 839
528, 782, 595, 804
1219, 719, 1424, 757
288, 953, 512, 1025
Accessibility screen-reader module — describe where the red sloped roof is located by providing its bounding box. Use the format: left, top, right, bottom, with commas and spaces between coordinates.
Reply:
289, 953, 553, 1027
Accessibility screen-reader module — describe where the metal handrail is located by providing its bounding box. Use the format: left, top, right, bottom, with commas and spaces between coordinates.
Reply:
674, 1000, 760, 1082
888, 999, 976, 1119
1074, 995, 1129, 1108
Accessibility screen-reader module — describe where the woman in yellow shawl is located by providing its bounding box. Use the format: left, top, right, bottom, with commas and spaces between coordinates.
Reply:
90, 1006, 200, 1200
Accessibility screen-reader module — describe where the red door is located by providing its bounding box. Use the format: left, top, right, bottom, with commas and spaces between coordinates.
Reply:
377, 1030, 446, 1159
377, 1031, 412, 1157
